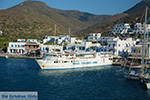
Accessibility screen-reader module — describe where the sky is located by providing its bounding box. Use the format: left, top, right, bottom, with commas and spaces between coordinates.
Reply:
0, 0, 142, 15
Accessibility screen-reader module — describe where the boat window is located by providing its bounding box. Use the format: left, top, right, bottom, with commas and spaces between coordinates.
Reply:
63, 61, 68, 63
109, 58, 113, 60
138, 50, 141, 53
54, 61, 58, 63
92, 61, 98, 64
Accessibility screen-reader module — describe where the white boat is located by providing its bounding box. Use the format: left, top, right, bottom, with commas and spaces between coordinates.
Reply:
141, 73, 150, 89
125, 61, 142, 69
124, 70, 141, 80
140, 7, 150, 89
146, 82, 150, 89
36, 52, 113, 70
5, 55, 9, 58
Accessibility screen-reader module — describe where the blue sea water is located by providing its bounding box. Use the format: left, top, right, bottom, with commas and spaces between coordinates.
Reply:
0, 57, 150, 100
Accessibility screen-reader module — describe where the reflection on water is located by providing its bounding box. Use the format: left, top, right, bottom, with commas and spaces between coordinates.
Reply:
1, 58, 150, 100
147, 90, 150, 96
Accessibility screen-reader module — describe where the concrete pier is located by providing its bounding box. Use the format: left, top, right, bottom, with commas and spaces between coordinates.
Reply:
0, 53, 42, 59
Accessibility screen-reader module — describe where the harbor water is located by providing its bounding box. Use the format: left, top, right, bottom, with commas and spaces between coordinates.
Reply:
0, 58, 150, 100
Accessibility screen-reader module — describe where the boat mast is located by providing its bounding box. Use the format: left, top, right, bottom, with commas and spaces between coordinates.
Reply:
69, 27, 71, 43
55, 24, 57, 42
146, 8, 149, 65
54, 24, 57, 52
141, 7, 148, 75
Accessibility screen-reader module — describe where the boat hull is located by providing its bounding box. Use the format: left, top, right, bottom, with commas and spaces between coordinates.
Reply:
40, 64, 112, 70
36, 59, 112, 70
146, 83, 150, 89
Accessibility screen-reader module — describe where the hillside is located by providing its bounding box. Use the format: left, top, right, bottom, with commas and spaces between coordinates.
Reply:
78, 0, 150, 37
0, 1, 110, 40
77, 13, 128, 37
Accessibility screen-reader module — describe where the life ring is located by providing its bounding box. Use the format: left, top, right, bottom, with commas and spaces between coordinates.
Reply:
42, 65, 45, 68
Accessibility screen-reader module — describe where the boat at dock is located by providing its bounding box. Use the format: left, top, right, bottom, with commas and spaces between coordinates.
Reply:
122, 7, 150, 89
36, 52, 113, 70
112, 56, 122, 66
146, 82, 150, 89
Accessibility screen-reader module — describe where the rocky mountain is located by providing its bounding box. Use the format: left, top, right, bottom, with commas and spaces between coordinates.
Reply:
124, 0, 150, 15
0, 1, 110, 40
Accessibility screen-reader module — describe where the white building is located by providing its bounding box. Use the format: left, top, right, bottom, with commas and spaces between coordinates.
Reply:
111, 23, 131, 35
66, 41, 98, 52
66, 44, 86, 52
108, 37, 137, 55
56, 35, 70, 44
17, 39, 26, 42
105, 37, 137, 55
43, 36, 57, 44
70, 37, 77, 44
133, 23, 150, 34
130, 42, 150, 57
40, 44, 63, 54
112, 23, 150, 35
27, 39, 37, 43
88, 33, 101, 41
7, 42, 26, 54
98, 37, 115, 43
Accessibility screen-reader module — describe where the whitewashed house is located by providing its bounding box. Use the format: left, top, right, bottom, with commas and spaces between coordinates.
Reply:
43, 36, 57, 44
133, 23, 150, 34
98, 37, 115, 43
105, 37, 137, 55
88, 33, 101, 41
7, 42, 26, 54
40, 44, 63, 54
56, 35, 70, 44
99, 37, 136, 55
70, 37, 77, 44
66, 41, 99, 52
17, 39, 26, 42
43, 35, 71, 45
111, 23, 131, 35
112, 23, 150, 35
130, 42, 150, 57
27, 39, 37, 43
66, 44, 86, 52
